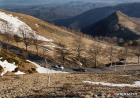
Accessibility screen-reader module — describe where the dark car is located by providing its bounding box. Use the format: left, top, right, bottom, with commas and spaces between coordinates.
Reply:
73, 68, 87, 72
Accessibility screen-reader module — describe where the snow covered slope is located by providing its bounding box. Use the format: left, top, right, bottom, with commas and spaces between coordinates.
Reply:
0, 11, 52, 42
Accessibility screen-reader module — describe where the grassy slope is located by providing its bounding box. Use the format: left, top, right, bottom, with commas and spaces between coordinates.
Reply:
0, 48, 36, 73
0, 9, 137, 68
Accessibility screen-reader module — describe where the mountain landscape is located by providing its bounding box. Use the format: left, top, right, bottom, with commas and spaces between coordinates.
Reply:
0, 9, 119, 72
54, 3, 140, 30
1, 1, 110, 21
0, 0, 140, 98
2, 1, 140, 22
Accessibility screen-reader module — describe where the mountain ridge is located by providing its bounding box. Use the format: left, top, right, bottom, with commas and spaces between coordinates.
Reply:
53, 3, 140, 30
82, 11, 140, 41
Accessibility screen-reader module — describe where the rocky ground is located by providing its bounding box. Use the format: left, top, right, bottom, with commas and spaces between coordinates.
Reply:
0, 71, 139, 98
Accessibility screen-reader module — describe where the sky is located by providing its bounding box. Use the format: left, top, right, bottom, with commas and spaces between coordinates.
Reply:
0, 0, 140, 6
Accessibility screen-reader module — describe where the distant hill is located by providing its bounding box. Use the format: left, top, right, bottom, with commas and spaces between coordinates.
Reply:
82, 11, 140, 41
2, 1, 108, 21
53, 3, 140, 30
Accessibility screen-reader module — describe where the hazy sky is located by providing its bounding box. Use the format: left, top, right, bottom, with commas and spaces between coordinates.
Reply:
0, 0, 140, 6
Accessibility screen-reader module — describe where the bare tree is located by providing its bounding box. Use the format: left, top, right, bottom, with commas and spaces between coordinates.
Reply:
19, 26, 31, 52
89, 43, 101, 68
48, 73, 51, 87
13, 35, 21, 47
42, 47, 48, 57
109, 45, 113, 67
55, 43, 70, 66
124, 43, 128, 70
135, 42, 140, 64
31, 32, 40, 55
73, 35, 85, 67
2, 23, 12, 50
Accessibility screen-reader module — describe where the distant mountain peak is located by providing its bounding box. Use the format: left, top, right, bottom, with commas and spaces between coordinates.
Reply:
105, 11, 133, 25
82, 11, 140, 41
110, 10, 128, 20
114, 10, 124, 16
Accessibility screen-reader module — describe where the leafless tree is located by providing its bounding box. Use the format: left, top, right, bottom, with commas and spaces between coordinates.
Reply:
2, 23, 12, 50
48, 73, 51, 87
124, 43, 128, 70
31, 32, 40, 55
19, 26, 31, 52
135, 42, 140, 64
55, 43, 70, 66
109, 45, 113, 67
73, 35, 85, 67
89, 43, 101, 68
13, 35, 21, 47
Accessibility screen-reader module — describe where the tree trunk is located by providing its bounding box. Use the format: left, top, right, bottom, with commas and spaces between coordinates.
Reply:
110, 46, 113, 68
95, 55, 97, 68
25, 44, 28, 52
114, 62, 117, 72
124, 47, 128, 71
138, 56, 140, 64
16, 42, 19, 47
44, 58, 47, 67
124, 59, 127, 70
48, 74, 51, 87
35, 45, 39, 55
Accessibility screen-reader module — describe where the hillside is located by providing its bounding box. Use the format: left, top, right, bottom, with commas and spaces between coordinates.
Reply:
0, 9, 119, 75
82, 11, 140, 41
0, 9, 139, 77
0, 9, 76, 76
53, 3, 140, 30
0, 1, 140, 98
0, 5, 140, 98
0, 9, 80, 46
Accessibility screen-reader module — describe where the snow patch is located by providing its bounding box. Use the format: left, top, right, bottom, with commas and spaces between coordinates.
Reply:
27, 60, 67, 74
44, 45, 56, 48
0, 60, 17, 72
0, 58, 25, 76
0, 11, 52, 42
83, 81, 140, 88
15, 71, 25, 75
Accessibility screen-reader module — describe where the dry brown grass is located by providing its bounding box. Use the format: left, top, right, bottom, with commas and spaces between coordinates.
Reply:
0, 9, 139, 68
0, 72, 139, 97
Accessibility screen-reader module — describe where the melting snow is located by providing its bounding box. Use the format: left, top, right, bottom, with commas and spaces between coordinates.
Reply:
83, 81, 140, 88
0, 58, 25, 76
15, 71, 25, 75
0, 60, 17, 72
0, 11, 52, 42
44, 45, 56, 48
27, 60, 67, 74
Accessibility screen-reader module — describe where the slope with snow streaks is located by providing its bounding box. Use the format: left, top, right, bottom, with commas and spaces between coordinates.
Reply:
0, 11, 52, 42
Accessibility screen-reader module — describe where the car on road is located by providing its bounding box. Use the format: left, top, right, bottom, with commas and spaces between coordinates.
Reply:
51, 65, 64, 70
